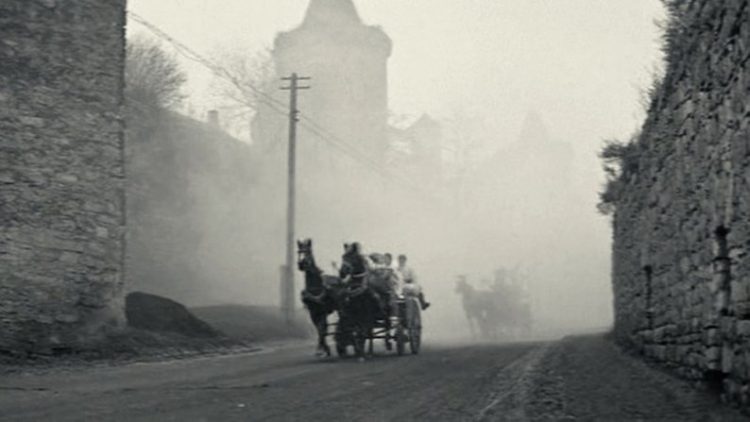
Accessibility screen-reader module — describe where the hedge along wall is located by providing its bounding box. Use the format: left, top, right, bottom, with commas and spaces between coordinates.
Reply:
610, 0, 750, 405
0, 0, 127, 353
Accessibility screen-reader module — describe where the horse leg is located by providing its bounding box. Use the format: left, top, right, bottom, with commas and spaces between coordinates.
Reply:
466, 314, 477, 340
368, 327, 374, 356
310, 309, 327, 357
477, 315, 487, 341
307, 307, 320, 355
317, 313, 331, 357
355, 329, 366, 362
320, 317, 331, 356
468, 315, 478, 340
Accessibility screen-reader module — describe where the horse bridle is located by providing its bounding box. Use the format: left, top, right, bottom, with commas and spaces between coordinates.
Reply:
297, 249, 314, 270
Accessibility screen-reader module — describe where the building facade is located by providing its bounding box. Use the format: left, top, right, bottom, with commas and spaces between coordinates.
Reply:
253, 0, 392, 166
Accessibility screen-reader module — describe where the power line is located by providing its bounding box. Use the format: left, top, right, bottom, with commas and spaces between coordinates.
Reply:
128, 13, 289, 115
128, 12, 413, 182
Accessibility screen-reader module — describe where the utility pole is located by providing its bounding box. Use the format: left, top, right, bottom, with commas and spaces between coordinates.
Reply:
280, 73, 310, 326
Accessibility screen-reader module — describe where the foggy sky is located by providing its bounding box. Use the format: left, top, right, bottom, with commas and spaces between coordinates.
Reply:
125, 0, 667, 338
127, 0, 666, 214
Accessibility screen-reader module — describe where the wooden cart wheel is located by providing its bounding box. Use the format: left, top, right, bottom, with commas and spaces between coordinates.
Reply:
407, 299, 422, 354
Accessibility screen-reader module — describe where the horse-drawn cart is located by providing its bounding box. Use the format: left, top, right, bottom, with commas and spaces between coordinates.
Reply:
333, 294, 422, 358
296, 239, 423, 359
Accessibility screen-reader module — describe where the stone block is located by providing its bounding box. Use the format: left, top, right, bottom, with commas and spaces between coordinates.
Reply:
736, 302, 750, 319
19, 116, 45, 127
737, 320, 750, 337
723, 345, 734, 373
706, 327, 721, 345
733, 352, 747, 380
56, 174, 78, 183
731, 281, 750, 303
95, 227, 109, 239
707, 346, 722, 369
724, 379, 741, 403
741, 384, 750, 407
59, 251, 79, 264
55, 313, 78, 323
0, 171, 15, 184
722, 317, 736, 337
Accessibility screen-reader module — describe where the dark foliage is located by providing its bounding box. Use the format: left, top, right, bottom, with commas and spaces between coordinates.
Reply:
597, 138, 640, 215
598, 0, 684, 215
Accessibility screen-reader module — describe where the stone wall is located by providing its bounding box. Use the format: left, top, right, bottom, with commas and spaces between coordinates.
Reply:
0, 0, 127, 353
610, 0, 750, 406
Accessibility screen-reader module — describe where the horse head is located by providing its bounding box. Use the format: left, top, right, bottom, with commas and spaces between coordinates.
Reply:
297, 238, 316, 272
339, 247, 363, 279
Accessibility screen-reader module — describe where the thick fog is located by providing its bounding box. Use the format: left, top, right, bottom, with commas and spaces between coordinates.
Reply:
126, 0, 667, 341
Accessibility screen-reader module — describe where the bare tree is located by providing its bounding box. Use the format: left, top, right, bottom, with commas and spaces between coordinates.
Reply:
208, 48, 276, 140
125, 36, 187, 109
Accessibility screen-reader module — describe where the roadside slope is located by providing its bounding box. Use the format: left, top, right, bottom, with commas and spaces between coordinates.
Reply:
480, 334, 747, 421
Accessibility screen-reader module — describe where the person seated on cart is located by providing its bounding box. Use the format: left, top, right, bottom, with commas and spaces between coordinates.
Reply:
383, 253, 402, 295
367, 253, 400, 320
397, 254, 430, 310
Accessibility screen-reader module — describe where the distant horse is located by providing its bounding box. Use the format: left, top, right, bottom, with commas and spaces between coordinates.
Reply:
297, 239, 339, 357
487, 278, 533, 340
337, 244, 382, 359
455, 278, 499, 341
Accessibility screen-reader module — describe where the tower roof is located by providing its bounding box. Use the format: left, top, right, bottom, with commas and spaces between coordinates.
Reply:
303, 0, 362, 26
274, 0, 391, 62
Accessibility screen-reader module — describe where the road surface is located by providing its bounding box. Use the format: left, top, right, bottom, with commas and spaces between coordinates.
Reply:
1, 336, 745, 421
0, 342, 535, 421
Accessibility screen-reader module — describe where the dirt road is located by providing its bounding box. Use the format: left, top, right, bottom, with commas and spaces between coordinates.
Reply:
0, 342, 535, 421
1, 336, 744, 421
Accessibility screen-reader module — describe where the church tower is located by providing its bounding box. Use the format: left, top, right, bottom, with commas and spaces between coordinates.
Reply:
267, 0, 392, 161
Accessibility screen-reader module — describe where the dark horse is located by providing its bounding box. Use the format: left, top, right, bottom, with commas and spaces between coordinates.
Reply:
297, 239, 338, 357
337, 243, 383, 359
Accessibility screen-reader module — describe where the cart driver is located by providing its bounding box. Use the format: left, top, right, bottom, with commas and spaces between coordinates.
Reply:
397, 254, 430, 310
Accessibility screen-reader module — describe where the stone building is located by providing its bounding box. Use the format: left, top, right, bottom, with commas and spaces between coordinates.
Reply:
609, 0, 750, 406
0, 0, 127, 353
252, 0, 392, 168
388, 114, 444, 185
248, 0, 398, 276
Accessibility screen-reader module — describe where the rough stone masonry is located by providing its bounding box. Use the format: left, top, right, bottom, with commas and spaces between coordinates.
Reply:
0, 0, 127, 353
610, 0, 750, 408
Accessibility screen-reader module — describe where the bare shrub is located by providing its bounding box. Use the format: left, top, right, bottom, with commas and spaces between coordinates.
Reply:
125, 36, 187, 109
